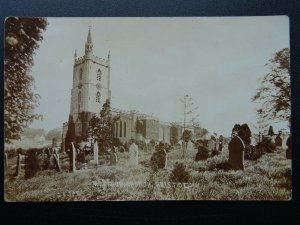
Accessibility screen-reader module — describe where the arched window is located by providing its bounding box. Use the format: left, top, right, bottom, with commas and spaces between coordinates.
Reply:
124, 122, 126, 137
97, 69, 101, 81
96, 92, 100, 103
79, 68, 83, 80
78, 91, 81, 102
116, 123, 118, 137
119, 121, 122, 137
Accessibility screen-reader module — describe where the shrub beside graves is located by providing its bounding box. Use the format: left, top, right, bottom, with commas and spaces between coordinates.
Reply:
169, 163, 190, 183
245, 145, 263, 160
195, 146, 209, 161
150, 143, 167, 171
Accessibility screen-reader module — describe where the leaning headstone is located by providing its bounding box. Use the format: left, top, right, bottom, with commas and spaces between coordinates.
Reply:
71, 142, 76, 172
228, 135, 245, 170
5, 153, 8, 169
129, 143, 139, 166
93, 141, 99, 165
53, 154, 62, 172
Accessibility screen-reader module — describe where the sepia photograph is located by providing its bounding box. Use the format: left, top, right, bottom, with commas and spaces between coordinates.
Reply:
4, 16, 291, 201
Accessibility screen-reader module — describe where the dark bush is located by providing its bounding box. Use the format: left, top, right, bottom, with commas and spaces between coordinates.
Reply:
76, 152, 86, 163
24, 150, 40, 179
245, 145, 263, 160
150, 143, 167, 171
195, 146, 209, 161
6, 149, 18, 158
215, 162, 232, 171
211, 149, 220, 157
169, 163, 190, 183
258, 137, 276, 153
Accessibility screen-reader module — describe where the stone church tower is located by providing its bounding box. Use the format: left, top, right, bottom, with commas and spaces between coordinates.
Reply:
70, 27, 111, 138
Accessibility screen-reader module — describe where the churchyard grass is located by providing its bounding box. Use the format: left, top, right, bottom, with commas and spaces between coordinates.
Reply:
4, 145, 291, 201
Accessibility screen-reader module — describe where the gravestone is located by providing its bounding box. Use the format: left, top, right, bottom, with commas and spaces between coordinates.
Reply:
228, 135, 245, 170
207, 139, 215, 151
15, 154, 26, 177
93, 141, 99, 165
37, 149, 50, 170
129, 143, 139, 166
71, 142, 76, 172
218, 139, 223, 151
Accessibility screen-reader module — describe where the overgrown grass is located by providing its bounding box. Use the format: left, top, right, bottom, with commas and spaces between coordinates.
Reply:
4, 145, 291, 201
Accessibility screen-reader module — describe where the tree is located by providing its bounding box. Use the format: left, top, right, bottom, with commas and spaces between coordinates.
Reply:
86, 99, 119, 150
4, 17, 48, 143
231, 123, 252, 146
179, 94, 199, 158
252, 48, 290, 125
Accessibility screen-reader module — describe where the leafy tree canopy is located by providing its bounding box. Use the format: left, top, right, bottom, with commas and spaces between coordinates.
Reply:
87, 100, 119, 149
253, 48, 290, 125
4, 17, 48, 143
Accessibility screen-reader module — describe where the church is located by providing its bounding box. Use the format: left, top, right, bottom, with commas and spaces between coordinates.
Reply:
62, 27, 191, 149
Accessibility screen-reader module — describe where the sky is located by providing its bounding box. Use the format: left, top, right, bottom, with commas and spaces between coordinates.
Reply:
29, 16, 290, 137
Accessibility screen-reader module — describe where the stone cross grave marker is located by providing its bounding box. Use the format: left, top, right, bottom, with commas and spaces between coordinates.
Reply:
129, 143, 139, 166
228, 135, 245, 170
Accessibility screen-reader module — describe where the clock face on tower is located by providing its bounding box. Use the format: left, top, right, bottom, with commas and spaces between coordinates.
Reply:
96, 83, 101, 90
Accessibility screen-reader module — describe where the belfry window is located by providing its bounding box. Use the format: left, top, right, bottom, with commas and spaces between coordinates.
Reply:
97, 69, 101, 81
79, 68, 83, 80
96, 92, 100, 102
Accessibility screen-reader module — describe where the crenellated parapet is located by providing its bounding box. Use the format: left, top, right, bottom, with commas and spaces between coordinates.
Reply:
74, 54, 109, 67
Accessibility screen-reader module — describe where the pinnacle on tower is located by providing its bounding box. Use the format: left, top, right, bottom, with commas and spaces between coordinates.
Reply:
74, 49, 77, 60
87, 25, 92, 43
85, 26, 93, 55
